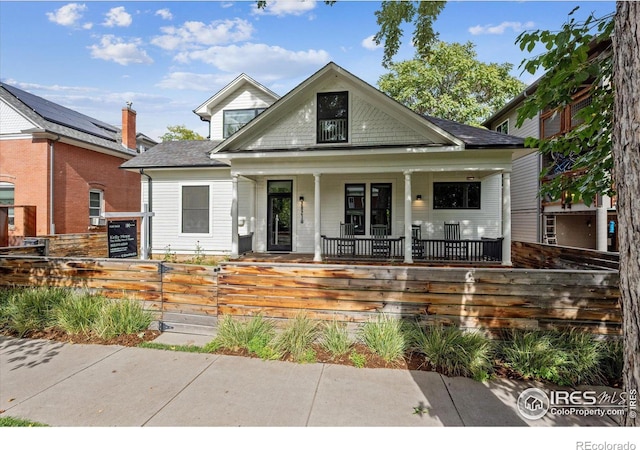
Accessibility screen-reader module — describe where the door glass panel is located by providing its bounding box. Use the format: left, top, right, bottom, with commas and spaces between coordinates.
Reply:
267, 180, 292, 251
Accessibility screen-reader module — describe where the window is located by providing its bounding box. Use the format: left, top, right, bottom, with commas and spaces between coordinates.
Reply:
89, 190, 103, 219
370, 183, 391, 234
433, 182, 481, 209
182, 185, 210, 234
345, 184, 365, 235
495, 120, 509, 134
317, 91, 348, 143
540, 88, 592, 139
0, 182, 14, 227
223, 108, 266, 138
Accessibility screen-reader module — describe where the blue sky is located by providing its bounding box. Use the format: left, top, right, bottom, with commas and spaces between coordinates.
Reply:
0, 1, 615, 141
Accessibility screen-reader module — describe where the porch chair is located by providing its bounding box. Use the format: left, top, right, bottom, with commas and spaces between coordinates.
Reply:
412, 224, 424, 259
371, 224, 390, 258
444, 222, 467, 260
337, 222, 355, 256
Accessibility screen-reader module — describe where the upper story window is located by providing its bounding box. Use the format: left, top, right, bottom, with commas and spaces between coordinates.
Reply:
433, 182, 481, 209
0, 182, 15, 227
495, 120, 509, 134
317, 91, 348, 144
223, 108, 266, 138
540, 88, 591, 139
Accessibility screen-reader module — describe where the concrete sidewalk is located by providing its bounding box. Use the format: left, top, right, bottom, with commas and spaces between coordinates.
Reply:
0, 333, 622, 427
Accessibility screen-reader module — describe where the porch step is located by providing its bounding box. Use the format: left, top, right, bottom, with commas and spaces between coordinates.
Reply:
160, 313, 218, 336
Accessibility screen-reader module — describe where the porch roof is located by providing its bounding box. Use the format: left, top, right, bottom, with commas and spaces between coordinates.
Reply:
423, 116, 525, 148
120, 140, 228, 169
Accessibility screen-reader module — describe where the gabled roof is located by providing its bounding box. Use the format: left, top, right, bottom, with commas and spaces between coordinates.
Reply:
0, 82, 137, 157
120, 140, 228, 169
193, 73, 280, 121
214, 62, 463, 154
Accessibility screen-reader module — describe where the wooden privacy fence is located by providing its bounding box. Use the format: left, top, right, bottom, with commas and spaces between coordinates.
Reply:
217, 262, 621, 336
0, 256, 621, 337
513, 241, 620, 271
0, 256, 218, 320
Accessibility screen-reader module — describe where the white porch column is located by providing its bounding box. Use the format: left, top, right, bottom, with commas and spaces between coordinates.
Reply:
231, 174, 239, 259
502, 172, 512, 266
404, 171, 413, 264
596, 197, 608, 252
313, 173, 322, 262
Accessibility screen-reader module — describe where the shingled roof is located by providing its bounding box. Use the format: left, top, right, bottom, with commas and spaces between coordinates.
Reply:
0, 82, 138, 157
424, 116, 525, 148
120, 140, 228, 169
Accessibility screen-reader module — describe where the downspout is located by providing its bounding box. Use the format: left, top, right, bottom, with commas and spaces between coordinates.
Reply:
49, 135, 60, 234
140, 169, 152, 255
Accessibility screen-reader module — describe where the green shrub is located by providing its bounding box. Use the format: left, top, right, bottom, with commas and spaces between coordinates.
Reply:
349, 351, 367, 368
498, 329, 604, 386
357, 314, 407, 363
1, 287, 69, 337
213, 315, 277, 354
410, 324, 494, 381
600, 338, 624, 384
320, 319, 353, 358
54, 291, 104, 335
93, 299, 153, 339
275, 312, 320, 363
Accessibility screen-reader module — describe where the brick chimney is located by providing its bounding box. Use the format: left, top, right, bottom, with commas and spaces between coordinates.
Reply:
121, 102, 137, 150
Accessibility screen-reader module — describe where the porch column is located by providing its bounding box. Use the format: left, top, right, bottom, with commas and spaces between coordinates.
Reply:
313, 173, 322, 262
404, 171, 413, 264
596, 197, 608, 252
502, 171, 512, 266
231, 174, 239, 259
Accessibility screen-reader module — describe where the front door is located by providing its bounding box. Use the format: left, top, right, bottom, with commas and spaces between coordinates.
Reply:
267, 180, 292, 252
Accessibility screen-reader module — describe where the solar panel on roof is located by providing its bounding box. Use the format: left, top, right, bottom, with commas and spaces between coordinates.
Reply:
1, 82, 118, 142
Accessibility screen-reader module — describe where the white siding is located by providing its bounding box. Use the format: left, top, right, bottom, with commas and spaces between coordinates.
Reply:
209, 85, 276, 141
0, 100, 35, 135
243, 80, 433, 150
511, 152, 540, 242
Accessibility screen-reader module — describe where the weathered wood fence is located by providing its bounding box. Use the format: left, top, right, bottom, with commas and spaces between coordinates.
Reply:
0, 253, 621, 337
513, 241, 620, 271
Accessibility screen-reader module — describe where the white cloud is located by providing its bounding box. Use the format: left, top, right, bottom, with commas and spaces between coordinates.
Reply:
155, 9, 173, 20
468, 21, 535, 35
157, 72, 238, 91
46, 3, 91, 28
253, 0, 317, 17
103, 6, 132, 28
361, 34, 380, 51
152, 19, 254, 51
174, 42, 330, 81
89, 35, 153, 65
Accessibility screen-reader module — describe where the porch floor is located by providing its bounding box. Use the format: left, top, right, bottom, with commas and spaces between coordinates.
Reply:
235, 252, 505, 267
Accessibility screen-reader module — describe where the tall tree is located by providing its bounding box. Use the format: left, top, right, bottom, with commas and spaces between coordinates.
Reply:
612, 1, 639, 427
378, 41, 525, 125
161, 125, 205, 142
517, 4, 639, 426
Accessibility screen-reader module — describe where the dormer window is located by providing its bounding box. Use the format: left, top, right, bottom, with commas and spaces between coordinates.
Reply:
223, 108, 266, 138
317, 91, 348, 143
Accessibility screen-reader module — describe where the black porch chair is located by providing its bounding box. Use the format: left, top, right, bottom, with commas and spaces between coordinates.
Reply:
371, 224, 390, 257
412, 224, 424, 259
444, 222, 467, 260
337, 222, 355, 256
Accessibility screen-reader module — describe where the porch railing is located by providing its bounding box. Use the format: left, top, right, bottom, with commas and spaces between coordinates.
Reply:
321, 235, 503, 262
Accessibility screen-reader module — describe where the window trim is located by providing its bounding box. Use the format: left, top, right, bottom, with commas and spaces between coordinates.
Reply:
344, 183, 365, 235
433, 181, 481, 210
89, 189, 104, 219
223, 108, 266, 138
179, 183, 213, 236
495, 119, 509, 134
317, 91, 349, 144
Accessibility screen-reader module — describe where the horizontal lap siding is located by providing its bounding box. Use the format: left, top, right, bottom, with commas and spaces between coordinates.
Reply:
217, 262, 621, 336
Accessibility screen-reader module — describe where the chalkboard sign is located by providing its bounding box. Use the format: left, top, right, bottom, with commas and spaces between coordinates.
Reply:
107, 220, 138, 258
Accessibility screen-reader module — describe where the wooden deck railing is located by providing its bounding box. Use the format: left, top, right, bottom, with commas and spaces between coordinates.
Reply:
321, 236, 503, 262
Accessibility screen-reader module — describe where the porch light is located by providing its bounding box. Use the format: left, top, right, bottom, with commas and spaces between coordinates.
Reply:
466, 176, 476, 181
416, 194, 422, 200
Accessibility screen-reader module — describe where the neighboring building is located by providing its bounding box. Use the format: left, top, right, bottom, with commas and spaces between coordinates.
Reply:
483, 57, 617, 252
0, 82, 157, 245
122, 62, 530, 264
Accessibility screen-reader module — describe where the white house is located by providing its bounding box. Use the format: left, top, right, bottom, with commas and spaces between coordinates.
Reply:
122, 62, 530, 264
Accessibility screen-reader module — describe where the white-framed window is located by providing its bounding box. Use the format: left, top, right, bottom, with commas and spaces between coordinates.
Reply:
0, 182, 15, 227
89, 189, 104, 219
495, 119, 509, 134
317, 91, 348, 143
181, 184, 210, 234
223, 108, 266, 138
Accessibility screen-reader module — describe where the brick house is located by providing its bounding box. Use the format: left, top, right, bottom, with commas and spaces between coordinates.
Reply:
0, 82, 156, 245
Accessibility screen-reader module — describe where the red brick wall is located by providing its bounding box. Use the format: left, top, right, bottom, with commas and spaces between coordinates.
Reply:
0, 137, 140, 236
